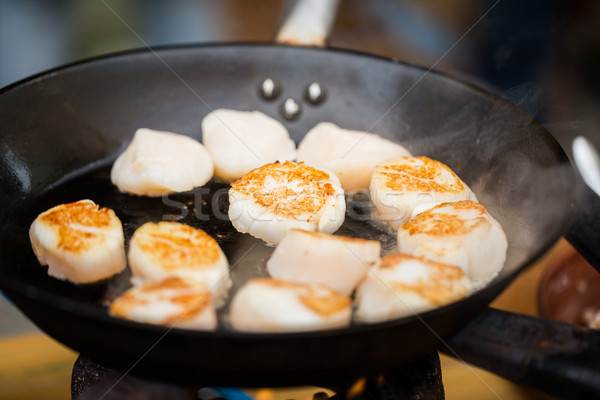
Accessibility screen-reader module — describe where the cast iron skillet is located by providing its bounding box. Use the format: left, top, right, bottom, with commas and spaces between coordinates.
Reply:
0, 44, 598, 394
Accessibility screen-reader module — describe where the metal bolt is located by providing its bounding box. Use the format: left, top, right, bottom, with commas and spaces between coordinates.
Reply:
259, 78, 281, 100
304, 81, 327, 105
281, 97, 301, 120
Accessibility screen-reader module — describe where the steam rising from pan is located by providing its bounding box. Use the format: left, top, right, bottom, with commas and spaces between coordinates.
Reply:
362, 72, 572, 282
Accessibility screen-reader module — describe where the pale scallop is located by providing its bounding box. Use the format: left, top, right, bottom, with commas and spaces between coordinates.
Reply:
355, 253, 471, 323
228, 161, 345, 245
370, 156, 477, 229
397, 200, 508, 282
297, 122, 412, 192
202, 109, 297, 181
266, 229, 380, 295
110, 128, 214, 196
109, 277, 217, 330
229, 278, 352, 333
127, 221, 231, 301
29, 200, 126, 284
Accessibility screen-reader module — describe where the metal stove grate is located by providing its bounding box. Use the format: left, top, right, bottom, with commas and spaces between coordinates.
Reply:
71, 352, 444, 400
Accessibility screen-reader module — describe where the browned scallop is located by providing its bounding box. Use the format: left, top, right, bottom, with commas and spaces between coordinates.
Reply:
128, 221, 231, 301
202, 109, 296, 181
109, 277, 217, 330
29, 200, 126, 284
370, 156, 477, 229
228, 161, 345, 244
110, 128, 214, 196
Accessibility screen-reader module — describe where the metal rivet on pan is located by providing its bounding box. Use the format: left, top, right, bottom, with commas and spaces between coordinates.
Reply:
304, 81, 326, 105
281, 97, 301, 120
259, 78, 281, 100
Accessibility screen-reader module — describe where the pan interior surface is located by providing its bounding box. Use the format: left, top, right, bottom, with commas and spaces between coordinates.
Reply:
0, 44, 573, 384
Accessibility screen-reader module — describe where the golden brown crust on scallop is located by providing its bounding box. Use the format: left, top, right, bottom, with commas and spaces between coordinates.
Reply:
132, 222, 221, 270
252, 278, 350, 316
379, 253, 418, 269
379, 253, 467, 305
298, 292, 351, 317
230, 161, 336, 219
390, 279, 466, 306
38, 201, 115, 253
378, 156, 465, 193
402, 200, 487, 236
109, 277, 213, 324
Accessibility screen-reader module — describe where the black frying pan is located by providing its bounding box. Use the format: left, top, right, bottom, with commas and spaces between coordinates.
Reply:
0, 44, 598, 395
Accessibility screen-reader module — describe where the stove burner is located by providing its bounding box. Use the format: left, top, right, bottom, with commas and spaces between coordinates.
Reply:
71, 352, 444, 399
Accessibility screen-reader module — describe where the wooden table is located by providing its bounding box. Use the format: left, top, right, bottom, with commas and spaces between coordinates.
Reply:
0, 240, 570, 400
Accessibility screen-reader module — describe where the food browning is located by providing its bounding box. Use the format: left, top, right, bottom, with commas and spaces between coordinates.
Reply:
229, 278, 352, 332
228, 161, 345, 244
29, 200, 126, 284
128, 221, 231, 301
370, 156, 477, 229
397, 200, 507, 281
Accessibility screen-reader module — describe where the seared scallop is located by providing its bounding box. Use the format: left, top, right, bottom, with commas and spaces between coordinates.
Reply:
397, 200, 507, 282
29, 200, 126, 284
355, 253, 471, 323
128, 221, 231, 301
109, 277, 217, 330
266, 229, 380, 295
297, 122, 412, 192
110, 128, 214, 196
229, 278, 352, 332
370, 156, 477, 229
202, 109, 296, 181
228, 161, 345, 245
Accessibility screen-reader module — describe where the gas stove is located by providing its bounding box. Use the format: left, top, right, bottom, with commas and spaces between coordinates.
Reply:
71, 352, 444, 400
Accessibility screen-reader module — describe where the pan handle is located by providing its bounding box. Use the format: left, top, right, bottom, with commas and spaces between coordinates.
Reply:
275, 0, 341, 47
441, 307, 600, 399
565, 139, 600, 273
566, 185, 600, 273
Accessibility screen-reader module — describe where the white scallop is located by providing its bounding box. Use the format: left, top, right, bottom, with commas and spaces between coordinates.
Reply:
110, 128, 214, 196
229, 278, 352, 333
29, 200, 126, 284
228, 161, 345, 245
370, 156, 477, 230
202, 109, 297, 181
109, 277, 217, 331
127, 221, 231, 302
266, 229, 381, 295
297, 122, 412, 192
397, 200, 508, 282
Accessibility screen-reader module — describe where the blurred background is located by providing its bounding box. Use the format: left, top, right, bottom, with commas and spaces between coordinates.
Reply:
0, 1, 599, 399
